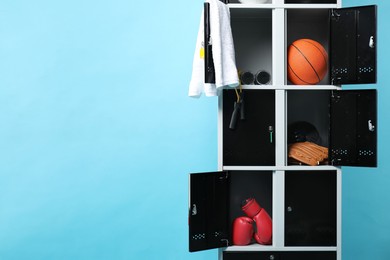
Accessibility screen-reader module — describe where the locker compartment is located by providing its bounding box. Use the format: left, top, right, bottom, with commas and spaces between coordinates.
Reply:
285, 171, 337, 246
287, 9, 330, 85
223, 89, 275, 166
287, 90, 330, 152
189, 171, 273, 252
287, 89, 377, 167
287, 6, 377, 85
229, 171, 273, 225
230, 8, 272, 85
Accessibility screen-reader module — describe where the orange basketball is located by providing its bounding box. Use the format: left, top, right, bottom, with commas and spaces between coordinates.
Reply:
287, 39, 328, 85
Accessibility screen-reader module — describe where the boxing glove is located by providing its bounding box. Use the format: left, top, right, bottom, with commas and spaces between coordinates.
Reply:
242, 198, 272, 245
232, 216, 254, 246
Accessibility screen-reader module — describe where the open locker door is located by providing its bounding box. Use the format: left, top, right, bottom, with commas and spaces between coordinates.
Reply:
189, 171, 230, 252
331, 5, 377, 85
330, 89, 377, 167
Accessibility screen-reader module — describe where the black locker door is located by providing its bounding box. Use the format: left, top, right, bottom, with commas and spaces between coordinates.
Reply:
281, 251, 337, 260
189, 171, 230, 252
223, 90, 275, 166
330, 89, 377, 167
285, 171, 337, 246
331, 5, 377, 84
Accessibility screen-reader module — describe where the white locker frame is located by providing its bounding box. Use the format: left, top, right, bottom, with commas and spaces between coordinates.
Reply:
217, 1, 343, 259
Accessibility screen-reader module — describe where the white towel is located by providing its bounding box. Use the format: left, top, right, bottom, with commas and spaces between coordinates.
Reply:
188, 0, 239, 98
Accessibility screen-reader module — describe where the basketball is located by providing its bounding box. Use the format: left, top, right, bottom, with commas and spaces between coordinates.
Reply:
287, 39, 328, 85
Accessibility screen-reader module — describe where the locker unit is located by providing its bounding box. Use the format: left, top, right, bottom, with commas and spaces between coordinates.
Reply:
189, 1, 377, 259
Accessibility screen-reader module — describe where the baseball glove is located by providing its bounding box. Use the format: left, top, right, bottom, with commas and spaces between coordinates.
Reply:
288, 141, 328, 166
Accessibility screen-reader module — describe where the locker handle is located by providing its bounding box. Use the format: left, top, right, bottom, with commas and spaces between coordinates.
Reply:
269, 126, 274, 143
369, 36, 375, 48
191, 204, 197, 216
368, 120, 375, 132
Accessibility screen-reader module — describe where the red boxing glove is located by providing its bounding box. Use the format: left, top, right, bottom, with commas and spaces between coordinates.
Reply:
242, 198, 272, 245
232, 216, 254, 245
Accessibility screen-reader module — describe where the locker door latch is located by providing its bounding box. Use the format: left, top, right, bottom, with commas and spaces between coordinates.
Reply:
191, 204, 197, 216
331, 9, 341, 19
369, 36, 375, 48
220, 239, 229, 247
368, 120, 375, 132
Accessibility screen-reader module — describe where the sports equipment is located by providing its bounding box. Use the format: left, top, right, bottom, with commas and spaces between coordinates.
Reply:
287, 39, 328, 85
288, 141, 328, 166
242, 198, 272, 245
240, 71, 255, 85
232, 216, 254, 245
255, 70, 271, 85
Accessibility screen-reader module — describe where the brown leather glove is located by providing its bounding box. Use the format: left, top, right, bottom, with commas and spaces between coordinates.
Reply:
288, 141, 328, 166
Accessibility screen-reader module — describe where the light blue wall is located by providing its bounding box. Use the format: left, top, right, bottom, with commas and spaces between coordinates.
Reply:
342, 1, 390, 259
0, 0, 388, 259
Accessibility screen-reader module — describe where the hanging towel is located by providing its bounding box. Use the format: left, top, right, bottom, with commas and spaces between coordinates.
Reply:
188, 0, 239, 97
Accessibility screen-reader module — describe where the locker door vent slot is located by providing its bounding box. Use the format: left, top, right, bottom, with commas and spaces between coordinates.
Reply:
331, 149, 348, 155
192, 233, 206, 241
358, 150, 375, 156
359, 66, 374, 73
